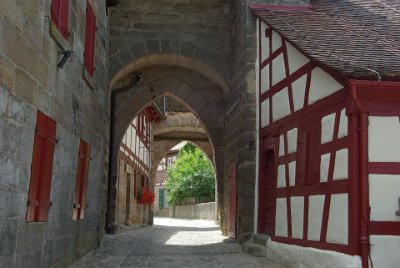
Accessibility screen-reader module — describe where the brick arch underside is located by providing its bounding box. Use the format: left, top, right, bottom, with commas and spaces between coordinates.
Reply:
106, 65, 226, 233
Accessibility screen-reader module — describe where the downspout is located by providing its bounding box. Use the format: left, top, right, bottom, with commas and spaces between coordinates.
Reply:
351, 86, 370, 268
106, 74, 142, 234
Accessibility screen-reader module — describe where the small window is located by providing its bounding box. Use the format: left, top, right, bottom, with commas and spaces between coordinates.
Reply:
26, 111, 57, 222
51, 0, 70, 39
73, 139, 91, 220
84, 1, 96, 76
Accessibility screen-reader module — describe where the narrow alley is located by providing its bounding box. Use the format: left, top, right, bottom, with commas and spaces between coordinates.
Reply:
70, 218, 285, 268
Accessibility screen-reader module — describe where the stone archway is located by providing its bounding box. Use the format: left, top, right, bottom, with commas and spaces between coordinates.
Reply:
106, 61, 227, 233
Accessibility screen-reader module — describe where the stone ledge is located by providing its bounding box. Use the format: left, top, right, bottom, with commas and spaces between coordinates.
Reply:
49, 22, 72, 52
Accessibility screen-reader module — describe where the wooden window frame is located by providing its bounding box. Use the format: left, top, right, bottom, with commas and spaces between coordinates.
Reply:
51, 0, 70, 39
84, 1, 96, 77
26, 111, 57, 222
73, 139, 91, 220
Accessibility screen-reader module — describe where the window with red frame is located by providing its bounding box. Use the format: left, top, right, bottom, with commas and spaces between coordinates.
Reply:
51, 0, 70, 39
297, 121, 321, 185
26, 111, 57, 222
84, 1, 96, 76
73, 139, 91, 220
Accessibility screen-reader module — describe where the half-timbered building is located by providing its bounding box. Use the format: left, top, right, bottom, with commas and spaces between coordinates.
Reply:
252, 1, 400, 267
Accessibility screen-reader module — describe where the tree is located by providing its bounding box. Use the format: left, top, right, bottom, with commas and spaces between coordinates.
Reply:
166, 143, 215, 206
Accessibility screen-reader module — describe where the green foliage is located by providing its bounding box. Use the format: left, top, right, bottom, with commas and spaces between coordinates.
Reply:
166, 143, 215, 206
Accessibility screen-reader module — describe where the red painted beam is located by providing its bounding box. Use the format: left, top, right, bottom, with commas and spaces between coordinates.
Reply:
370, 221, 400, 236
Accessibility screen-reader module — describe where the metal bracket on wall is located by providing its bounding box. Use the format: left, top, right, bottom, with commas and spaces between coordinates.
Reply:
396, 196, 400, 216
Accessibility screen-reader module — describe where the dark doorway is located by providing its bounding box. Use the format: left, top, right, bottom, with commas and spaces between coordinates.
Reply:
258, 149, 275, 234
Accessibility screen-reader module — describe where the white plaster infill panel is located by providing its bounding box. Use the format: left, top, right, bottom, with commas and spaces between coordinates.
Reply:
271, 30, 282, 54
261, 21, 270, 62
279, 134, 285, 157
272, 54, 286, 86
261, 99, 270, 128
287, 128, 298, 153
308, 194, 325, 241
291, 196, 304, 239
277, 164, 286, 188
320, 153, 330, 183
288, 161, 296, 186
272, 87, 291, 122
261, 64, 270, 94
333, 148, 348, 180
285, 41, 310, 75
267, 239, 362, 268
369, 116, 400, 162
338, 109, 348, 139
291, 75, 307, 112
321, 113, 335, 144
326, 193, 348, 245
369, 174, 400, 221
308, 67, 343, 105
370, 235, 400, 268
275, 198, 288, 237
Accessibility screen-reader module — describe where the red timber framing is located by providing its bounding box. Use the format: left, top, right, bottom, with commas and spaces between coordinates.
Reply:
73, 139, 91, 220
257, 18, 359, 256
27, 111, 57, 222
84, 1, 96, 76
51, 0, 70, 39
228, 162, 237, 238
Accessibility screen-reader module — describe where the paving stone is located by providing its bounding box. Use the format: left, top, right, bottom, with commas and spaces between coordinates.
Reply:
70, 217, 286, 268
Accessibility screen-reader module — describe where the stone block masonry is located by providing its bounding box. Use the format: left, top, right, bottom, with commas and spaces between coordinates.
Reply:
0, 1, 110, 267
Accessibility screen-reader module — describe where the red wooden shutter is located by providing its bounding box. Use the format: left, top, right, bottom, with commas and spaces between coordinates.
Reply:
84, 2, 96, 76
51, 0, 61, 25
73, 139, 91, 220
27, 111, 57, 222
228, 162, 237, 238
51, 0, 69, 39
59, 0, 69, 38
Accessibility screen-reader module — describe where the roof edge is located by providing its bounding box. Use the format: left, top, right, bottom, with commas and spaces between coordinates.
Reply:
249, 3, 312, 12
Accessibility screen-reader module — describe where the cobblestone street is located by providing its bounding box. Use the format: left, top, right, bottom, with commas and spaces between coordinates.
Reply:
70, 218, 285, 268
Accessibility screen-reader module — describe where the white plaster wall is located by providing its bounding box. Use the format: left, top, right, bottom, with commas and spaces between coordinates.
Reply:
287, 128, 297, 153
369, 116, 400, 162
277, 164, 286, 188
369, 174, 400, 221
261, 22, 270, 62
272, 54, 286, 86
279, 134, 285, 157
338, 109, 348, 139
292, 75, 307, 112
326, 193, 348, 245
321, 113, 335, 144
333, 149, 348, 180
308, 195, 325, 241
261, 99, 269, 127
261, 64, 270, 94
271, 30, 282, 54
275, 198, 288, 237
288, 161, 296, 186
272, 87, 291, 122
291, 196, 304, 239
308, 67, 343, 105
286, 41, 310, 75
370, 235, 400, 268
267, 240, 362, 268
320, 153, 330, 183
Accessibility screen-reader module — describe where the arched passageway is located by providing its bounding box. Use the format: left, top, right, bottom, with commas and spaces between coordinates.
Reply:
106, 55, 227, 234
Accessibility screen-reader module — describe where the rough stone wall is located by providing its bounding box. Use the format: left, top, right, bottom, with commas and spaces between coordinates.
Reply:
109, 0, 232, 83
0, 1, 109, 267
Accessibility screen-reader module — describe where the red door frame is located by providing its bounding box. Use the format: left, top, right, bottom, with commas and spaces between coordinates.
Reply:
258, 136, 278, 234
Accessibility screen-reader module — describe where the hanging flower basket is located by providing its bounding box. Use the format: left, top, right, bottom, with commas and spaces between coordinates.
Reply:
137, 188, 155, 205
